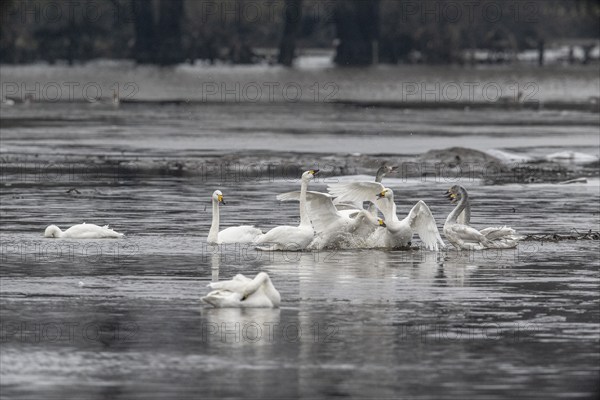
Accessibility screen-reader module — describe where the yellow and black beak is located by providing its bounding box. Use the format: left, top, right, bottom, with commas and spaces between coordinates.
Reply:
218, 194, 226, 205
376, 191, 386, 199
378, 219, 386, 227
310, 169, 320, 176
444, 190, 457, 204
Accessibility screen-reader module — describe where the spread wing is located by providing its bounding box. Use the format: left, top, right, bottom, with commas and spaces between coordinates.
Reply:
327, 181, 385, 207
304, 191, 346, 234
276, 191, 302, 201
405, 200, 445, 251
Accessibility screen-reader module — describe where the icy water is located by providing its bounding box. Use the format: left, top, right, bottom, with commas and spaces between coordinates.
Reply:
1, 64, 600, 399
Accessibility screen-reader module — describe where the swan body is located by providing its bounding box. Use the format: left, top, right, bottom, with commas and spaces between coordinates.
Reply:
44, 223, 124, 239
328, 181, 445, 250
277, 190, 385, 249
207, 190, 263, 244
202, 272, 281, 308
255, 170, 318, 251
443, 185, 523, 250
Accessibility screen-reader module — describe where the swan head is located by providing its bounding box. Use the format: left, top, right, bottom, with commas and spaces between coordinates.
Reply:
445, 185, 466, 204
378, 218, 386, 227
44, 225, 62, 238
376, 188, 393, 200
301, 169, 319, 181
212, 190, 226, 205
377, 164, 398, 178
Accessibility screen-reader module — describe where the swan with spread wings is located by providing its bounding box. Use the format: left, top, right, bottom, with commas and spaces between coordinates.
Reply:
328, 181, 445, 250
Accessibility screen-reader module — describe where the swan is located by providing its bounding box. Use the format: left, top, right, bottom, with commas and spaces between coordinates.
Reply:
328, 181, 445, 250
44, 223, 124, 239
201, 272, 280, 308
278, 190, 386, 249
207, 190, 263, 244
443, 185, 523, 250
255, 170, 318, 251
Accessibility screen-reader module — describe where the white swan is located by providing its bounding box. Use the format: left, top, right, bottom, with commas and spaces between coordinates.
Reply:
278, 190, 386, 249
207, 190, 263, 244
44, 223, 124, 239
255, 170, 318, 251
328, 181, 445, 250
443, 185, 523, 250
201, 272, 281, 308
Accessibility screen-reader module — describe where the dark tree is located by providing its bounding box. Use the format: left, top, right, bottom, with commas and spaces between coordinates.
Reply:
334, 0, 380, 66
132, 0, 156, 63
278, 0, 303, 66
157, 0, 185, 65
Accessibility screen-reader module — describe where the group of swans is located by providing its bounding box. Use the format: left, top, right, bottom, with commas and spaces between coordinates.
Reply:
207, 165, 523, 252
41, 165, 523, 309
208, 168, 393, 251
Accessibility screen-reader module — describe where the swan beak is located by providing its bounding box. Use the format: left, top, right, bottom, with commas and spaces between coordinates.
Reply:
310, 169, 320, 176
218, 194, 226, 205
376, 191, 386, 199
378, 219, 386, 227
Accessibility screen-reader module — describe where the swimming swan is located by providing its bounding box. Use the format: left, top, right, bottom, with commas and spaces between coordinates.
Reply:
44, 223, 124, 239
328, 181, 445, 250
278, 190, 386, 249
255, 170, 318, 251
207, 190, 263, 244
443, 185, 523, 250
201, 272, 281, 308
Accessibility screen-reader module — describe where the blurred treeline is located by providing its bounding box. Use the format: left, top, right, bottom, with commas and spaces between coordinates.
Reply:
1, 0, 598, 66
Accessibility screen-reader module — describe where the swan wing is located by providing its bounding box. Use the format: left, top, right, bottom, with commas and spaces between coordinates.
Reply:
255, 225, 313, 250
479, 226, 519, 240
304, 191, 346, 234
276, 191, 301, 201
406, 200, 445, 250
334, 201, 364, 211
208, 274, 252, 291
479, 226, 523, 248
64, 223, 124, 238
328, 181, 385, 206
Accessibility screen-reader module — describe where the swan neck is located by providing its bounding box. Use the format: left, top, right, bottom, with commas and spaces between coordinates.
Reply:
208, 198, 219, 242
299, 179, 310, 227
446, 189, 469, 224
379, 196, 398, 222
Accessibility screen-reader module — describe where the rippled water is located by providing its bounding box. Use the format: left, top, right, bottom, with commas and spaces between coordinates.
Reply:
1, 66, 599, 399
